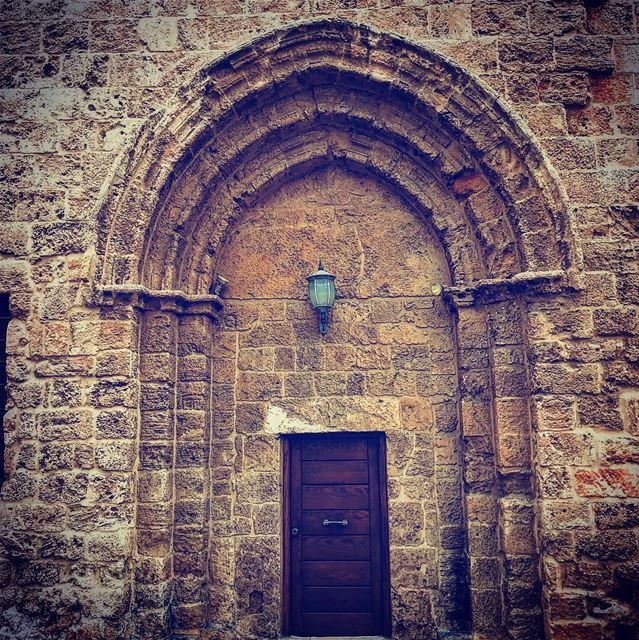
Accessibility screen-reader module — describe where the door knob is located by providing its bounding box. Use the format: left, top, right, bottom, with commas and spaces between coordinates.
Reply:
322, 519, 348, 527
291, 528, 299, 536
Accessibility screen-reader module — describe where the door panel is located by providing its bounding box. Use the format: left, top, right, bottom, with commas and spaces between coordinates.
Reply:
301, 509, 370, 535
285, 433, 391, 637
301, 438, 368, 460
301, 484, 369, 509
302, 459, 369, 484
301, 560, 371, 586
301, 613, 375, 636
302, 535, 371, 560
301, 587, 373, 613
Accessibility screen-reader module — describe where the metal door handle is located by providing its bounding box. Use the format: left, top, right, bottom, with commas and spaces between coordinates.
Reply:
322, 519, 348, 527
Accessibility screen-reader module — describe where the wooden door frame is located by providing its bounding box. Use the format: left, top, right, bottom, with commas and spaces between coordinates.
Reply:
280, 432, 392, 637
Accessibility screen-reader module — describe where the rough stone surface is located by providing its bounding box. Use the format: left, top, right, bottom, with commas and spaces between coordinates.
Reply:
215, 166, 467, 638
0, 5, 637, 640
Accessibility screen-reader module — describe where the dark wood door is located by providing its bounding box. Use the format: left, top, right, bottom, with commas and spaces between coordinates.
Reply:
283, 433, 391, 637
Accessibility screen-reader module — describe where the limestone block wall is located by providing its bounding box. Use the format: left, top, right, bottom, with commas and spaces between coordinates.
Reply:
212, 165, 466, 638
0, 2, 636, 640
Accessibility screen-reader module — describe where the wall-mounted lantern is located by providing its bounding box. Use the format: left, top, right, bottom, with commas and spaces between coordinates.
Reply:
307, 261, 336, 335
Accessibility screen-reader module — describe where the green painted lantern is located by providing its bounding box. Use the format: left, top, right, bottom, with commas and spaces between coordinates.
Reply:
307, 260, 336, 335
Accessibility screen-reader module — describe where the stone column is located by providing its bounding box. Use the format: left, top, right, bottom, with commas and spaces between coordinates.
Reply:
136, 309, 178, 639
207, 319, 240, 632
455, 303, 503, 636
100, 287, 222, 639
489, 299, 543, 639
172, 313, 215, 633
443, 274, 568, 640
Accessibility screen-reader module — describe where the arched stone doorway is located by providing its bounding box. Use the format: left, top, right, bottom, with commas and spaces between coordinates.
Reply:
214, 163, 465, 638
96, 19, 577, 640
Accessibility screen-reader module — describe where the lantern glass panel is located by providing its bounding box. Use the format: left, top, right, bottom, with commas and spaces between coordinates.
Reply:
309, 276, 335, 308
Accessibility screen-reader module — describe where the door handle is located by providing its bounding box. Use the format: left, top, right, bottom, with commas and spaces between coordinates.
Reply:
322, 519, 348, 527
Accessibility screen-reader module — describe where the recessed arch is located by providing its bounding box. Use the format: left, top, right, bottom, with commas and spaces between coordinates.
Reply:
97, 19, 577, 294
92, 18, 579, 640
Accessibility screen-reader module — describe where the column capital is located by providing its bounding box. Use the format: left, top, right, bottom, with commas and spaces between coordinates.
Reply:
435, 270, 579, 309
98, 285, 224, 319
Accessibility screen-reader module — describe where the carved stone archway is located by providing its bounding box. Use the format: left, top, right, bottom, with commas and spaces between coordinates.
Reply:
95, 19, 578, 640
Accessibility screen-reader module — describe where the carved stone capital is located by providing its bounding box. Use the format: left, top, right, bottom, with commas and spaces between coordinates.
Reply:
98, 284, 224, 319
436, 270, 579, 309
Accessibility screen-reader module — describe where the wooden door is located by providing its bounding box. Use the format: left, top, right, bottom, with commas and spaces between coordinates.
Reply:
283, 433, 391, 637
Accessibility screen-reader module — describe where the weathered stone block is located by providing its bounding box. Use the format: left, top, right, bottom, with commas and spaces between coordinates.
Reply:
175, 441, 206, 468
367, 370, 415, 396
576, 468, 639, 498
601, 435, 639, 464
140, 411, 172, 441
0, 531, 38, 560
389, 501, 424, 546
0, 471, 37, 501
15, 560, 60, 587
537, 432, 594, 466
541, 500, 592, 530
87, 531, 131, 562
283, 372, 314, 398
593, 307, 638, 335
87, 472, 134, 504
242, 436, 279, 472
499, 38, 553, 72
140, 352, 176, 382
135, 581, 172, 610
39, 472, 89, 504
13, 504, 66, 533
90, 20, 141, 52
176, 410, 206, 440
471, 1, 528, 35
38, 409, 93, 441
237, 372, 282, 401
32, 222, 89, 256
537, 466, 572, 500
494, 365, 528, 397
89, 379, 136, 408
497, 433, 530, 468
555, 36, 614, 72
471, 588, 502, 631
96, 409, 136, 439
587, 1, 635, 35
576, 531, 638, 561
95, 440, 136, 472
236, 472, 279, 505
177, 381, 209, 410
548, 592, 587, 620
566, 105, 614, 137
38, 442, 72, 471
533, 364, 601, 395
400, 397, 433, 432
139, 17, 178, 52
593, 502, 639, 530
530, 2, 585, 36
578, 395, 623, 430
238, 347, 274, 372
43, 20, 89, 53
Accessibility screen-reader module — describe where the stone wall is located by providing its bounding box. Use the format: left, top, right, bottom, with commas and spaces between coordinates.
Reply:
0, 2, 637, 640
213, 165, 467, 638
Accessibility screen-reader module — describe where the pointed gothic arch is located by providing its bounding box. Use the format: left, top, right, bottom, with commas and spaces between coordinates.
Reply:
94, 19, 581, 640
97, 19, 577, 295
